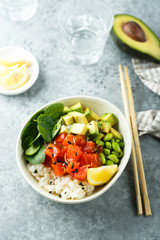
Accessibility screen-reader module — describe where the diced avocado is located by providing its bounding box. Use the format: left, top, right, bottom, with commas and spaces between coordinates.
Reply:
101, 121, 112, 133
96, 120, 101, 130
62, 114, 74, 126
59, 125, 68, 134
110, 127, 123, 140
84, 107, 91, 117
87, 120, 99, 136
85, 108, 100, 122
93, 132, 104, 141
63, 106, 71, 114
70, 102, 83, 113
101, 113, 118, 126
69, 123, 87, 135
69, 111, 88, 124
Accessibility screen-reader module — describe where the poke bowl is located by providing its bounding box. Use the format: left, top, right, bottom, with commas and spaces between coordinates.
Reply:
16, 96, 132, 204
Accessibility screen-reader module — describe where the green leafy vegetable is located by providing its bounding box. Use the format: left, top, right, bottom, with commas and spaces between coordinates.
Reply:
21, 103, 65, 162
37, 114, 54, 142
25, 140, 41, 156
25, 145, 45, 164
22, 136, 34, 150
37, 125, 52, 142
29, 109, 44, 122
21, 122, 38, 141
52, 118, 62, 139
45, 103, 64, 121
37, 114, 54, 130
30, 132, 41, 145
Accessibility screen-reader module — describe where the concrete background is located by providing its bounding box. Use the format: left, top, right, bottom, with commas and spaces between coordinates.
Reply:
0, 0, 160, 239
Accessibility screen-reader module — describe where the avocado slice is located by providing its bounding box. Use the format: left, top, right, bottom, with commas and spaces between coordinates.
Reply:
69, 111, 88, 124
70, 102, 83, 113
87, 120, 99, 137
101, 113, 118, 126
110, 127, 123, 140
69, 123, 87, 135
63, 106, 71, 114
111, 14, 160, 62
101, 121, 112, 133
84, 107, 91, 117
62, 114, 74, 126
59, 125, 68, 134
84, 107, 100, 122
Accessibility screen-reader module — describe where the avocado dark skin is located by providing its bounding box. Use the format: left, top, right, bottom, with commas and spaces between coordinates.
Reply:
111, 14, 160, 63
111, 30, 160, 63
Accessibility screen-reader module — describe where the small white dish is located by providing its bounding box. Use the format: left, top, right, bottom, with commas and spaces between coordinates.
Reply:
0, 46, 39, 95
16, 96, 132, 204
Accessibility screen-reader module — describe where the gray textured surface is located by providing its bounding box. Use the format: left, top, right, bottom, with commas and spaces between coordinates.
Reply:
0, 0, 160, 239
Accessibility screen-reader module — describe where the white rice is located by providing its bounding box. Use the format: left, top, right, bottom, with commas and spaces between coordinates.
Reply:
27, 163, 95, 200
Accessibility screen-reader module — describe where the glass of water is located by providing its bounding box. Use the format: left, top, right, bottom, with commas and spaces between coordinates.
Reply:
58, 0, 114, 65
0, 0, 38, 22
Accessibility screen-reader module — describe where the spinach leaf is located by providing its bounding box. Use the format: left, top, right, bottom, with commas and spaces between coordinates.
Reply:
45, 103, 64, 121
30, 132, 41, 145
22, 136, 34, 150
37, 114, 54, 130
52, 118, 62, 139
21, 122, 38, 141
29, 109, 44, 122
37, 125, 52, 142
25, 145, 45, 164
25, 140, 41, 156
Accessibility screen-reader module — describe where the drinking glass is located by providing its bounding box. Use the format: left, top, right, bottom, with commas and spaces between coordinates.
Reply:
58, 0, 114, 65
0, 0, 38, 22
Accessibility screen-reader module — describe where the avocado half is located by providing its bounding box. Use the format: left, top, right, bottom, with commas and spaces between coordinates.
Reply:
111, 14, 160, 62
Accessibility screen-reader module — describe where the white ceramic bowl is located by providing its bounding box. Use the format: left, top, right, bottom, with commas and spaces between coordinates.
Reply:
0, 46, 39, 95
16, 96, 132, 204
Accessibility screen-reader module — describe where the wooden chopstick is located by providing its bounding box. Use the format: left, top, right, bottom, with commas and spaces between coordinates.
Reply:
119, 64, 143, 215
124, 66, 152, 216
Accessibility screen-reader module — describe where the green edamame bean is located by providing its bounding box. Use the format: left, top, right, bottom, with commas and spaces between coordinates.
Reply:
105, 141, 111, 150
103, 148, 110, 156
99, 153, 106, 164
111, 151, 119, 158
103, 133, 113, 141
112, 151, 124, 159
119, 142, 124, 148
116, 139, 120, 143
106, 160, 114, 166
112, 142, 121, 152
110, 139, 115, 143
107, 154, 119, 163
118, 151, 124, 158
96, 140, 104, 147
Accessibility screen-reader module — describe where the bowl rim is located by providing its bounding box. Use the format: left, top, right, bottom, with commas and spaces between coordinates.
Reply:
16, 95, 132, 204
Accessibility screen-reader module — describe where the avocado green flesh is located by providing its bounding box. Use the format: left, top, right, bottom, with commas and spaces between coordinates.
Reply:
112, 14, 160, 61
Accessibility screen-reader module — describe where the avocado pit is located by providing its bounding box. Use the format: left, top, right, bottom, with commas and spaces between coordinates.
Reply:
122, 21, 146, 42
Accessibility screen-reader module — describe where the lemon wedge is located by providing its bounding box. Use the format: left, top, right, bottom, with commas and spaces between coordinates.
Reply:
87, 165, 118, 186
0, 59, 30, 67
0, 64, 29, 90
0, 64, 19, 78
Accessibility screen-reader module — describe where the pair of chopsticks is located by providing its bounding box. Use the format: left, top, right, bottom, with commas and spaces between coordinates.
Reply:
119, 65, 151, 216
